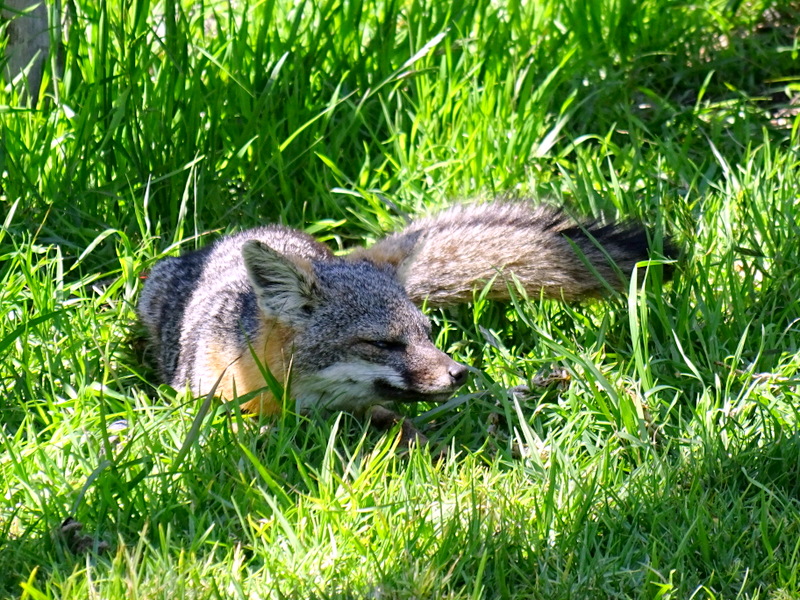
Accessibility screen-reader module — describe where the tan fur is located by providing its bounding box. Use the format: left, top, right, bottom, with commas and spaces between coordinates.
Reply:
198, 318, 294, 416
349, 235, 418, 269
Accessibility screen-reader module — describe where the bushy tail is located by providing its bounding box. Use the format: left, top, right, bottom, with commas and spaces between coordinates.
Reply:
350, 201, 672, 306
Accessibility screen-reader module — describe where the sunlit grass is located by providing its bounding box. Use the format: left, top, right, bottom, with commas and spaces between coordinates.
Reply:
2, 0, 800, 598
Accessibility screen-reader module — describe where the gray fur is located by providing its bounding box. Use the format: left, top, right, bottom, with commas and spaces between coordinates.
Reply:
138, 201, 667, 413
138, 225, 333, 386
138, 225, 465, 413
287, 259, 465, 412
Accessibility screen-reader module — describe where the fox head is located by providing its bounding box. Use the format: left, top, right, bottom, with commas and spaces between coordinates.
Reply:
241, 240, 468, 414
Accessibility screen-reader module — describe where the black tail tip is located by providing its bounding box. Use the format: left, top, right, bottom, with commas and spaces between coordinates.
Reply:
621, 227, 679, 282
583, 221, 679, 282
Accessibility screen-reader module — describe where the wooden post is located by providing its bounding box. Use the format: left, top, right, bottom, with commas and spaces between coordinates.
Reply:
2, 0, 51, 103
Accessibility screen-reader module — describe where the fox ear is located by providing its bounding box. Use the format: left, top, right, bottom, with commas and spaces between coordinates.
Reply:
242, 240, 321, 328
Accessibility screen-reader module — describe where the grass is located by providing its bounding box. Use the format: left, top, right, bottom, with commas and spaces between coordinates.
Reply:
2, 0, 800, 597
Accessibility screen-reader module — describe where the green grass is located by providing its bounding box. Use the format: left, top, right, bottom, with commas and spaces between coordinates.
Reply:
2, 0, 800, 597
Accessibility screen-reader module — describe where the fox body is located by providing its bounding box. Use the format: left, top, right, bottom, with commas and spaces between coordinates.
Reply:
138, 201, 665, 418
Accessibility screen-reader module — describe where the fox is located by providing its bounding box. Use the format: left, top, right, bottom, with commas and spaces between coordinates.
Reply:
137, 200, 671, 438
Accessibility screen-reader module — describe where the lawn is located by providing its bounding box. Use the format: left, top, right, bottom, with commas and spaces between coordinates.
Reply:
2, 0, 800, 598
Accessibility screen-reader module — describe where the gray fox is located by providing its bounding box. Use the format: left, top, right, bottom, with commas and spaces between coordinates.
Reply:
138, 201, 670, 431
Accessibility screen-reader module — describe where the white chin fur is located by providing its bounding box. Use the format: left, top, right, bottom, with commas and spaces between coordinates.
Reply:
293, 360, 407, 414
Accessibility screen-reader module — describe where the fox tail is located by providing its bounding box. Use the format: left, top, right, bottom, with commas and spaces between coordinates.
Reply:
349, 201, 673, 306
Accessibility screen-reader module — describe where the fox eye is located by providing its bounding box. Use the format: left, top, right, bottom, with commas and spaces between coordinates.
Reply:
367, 340, 406, 352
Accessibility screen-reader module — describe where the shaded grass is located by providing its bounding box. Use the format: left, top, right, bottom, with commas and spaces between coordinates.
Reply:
2, 0, 800, 598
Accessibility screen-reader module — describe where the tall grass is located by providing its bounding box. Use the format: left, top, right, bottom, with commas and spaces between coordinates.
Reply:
2, 0, 800, 598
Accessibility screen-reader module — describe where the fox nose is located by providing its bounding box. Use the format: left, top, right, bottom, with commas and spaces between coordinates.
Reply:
448, 362, 468, 387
